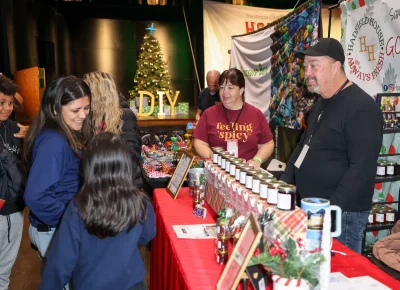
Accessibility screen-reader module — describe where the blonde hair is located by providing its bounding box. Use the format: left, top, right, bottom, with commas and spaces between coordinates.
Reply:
83, 72, 123, 134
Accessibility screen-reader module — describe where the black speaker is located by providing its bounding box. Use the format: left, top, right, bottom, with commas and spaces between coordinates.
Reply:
37, 40, 55, 86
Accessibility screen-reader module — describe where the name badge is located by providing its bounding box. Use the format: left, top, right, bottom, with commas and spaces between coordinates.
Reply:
294, 144, 309, 169
227, 139, 238, 157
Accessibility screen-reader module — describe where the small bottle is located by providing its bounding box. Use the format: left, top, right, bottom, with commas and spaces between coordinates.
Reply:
216, 219, 229, 238
193, 187, 203, 209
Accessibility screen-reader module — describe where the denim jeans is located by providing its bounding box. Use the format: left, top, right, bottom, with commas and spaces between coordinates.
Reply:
335, 211, 369, 254
29, 224, 71, 290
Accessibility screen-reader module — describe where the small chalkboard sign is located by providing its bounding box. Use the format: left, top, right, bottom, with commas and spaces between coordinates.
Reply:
166, 150, 195, 199
217, 212, 262, 290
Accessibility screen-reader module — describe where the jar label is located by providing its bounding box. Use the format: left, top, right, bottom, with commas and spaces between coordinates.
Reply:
252, 179, 260, 193
217, 155, 221, 166
376, 166, 385, 176
386, 213, 395, 222
376, 213, 384, 222
246, 176, 253, 189
213, 153, 218, 163
387, 166, 394, 175
267, 188, 278, 204
235, 168, 241, 181
230, 164, 236, 176
277, 193, 291, 210
240, 171, 246, 184
368, 214, 373, 223
259, 184, 268, 199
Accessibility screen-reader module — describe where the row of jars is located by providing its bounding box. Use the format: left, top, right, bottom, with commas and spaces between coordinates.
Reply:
376, 160, 400, 177
368, 204, 398, 226
211, 147, 296, 211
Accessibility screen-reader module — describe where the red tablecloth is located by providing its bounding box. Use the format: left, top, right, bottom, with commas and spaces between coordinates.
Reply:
150, 188, 400, 290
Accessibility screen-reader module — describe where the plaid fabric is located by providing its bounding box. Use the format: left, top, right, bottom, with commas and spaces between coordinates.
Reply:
204, 160, 306, 244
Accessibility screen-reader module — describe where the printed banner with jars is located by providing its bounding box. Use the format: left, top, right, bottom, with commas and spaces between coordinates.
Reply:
341, 0, 400, 249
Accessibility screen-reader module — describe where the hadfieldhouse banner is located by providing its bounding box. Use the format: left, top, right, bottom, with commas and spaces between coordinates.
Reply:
230, 0, 320, 128
342, 0, 400, 96
203, 0, 288, 81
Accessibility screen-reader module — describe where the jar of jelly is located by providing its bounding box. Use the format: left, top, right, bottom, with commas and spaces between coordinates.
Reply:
230, 159, 242, 177
368, 208, 376, 226
376, 160, 386, 177
217, 219, 229, 237
216, 249, 228, 265
212, 146, 224, 164
267, 180, 285, 205
216, 235, 229, 251
387, 162, 395, 176
234, 163, 245, 181
386, 207, 397, 224
277, 184, 297, 211
259, 177, 277, 200
239, 166, 252, 185
245, 169, 259, 190
375, 207, 386, 224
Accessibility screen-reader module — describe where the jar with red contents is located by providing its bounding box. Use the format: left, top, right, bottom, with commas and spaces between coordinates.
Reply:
216, 249, 228, 265
375, 206, 386, 225
368, 208, 376, 226
386, 207, 397, 224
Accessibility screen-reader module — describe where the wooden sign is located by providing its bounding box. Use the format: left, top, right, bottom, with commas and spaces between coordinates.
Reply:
166, 150, 194, 199
217, 213, 262, 290
136, 90, 180, 116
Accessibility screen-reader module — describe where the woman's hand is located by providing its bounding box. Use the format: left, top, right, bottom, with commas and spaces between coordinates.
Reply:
14, 123, 29, 138
247, 159, 261, 169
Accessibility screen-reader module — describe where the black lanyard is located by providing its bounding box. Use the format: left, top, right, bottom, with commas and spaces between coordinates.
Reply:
222, 103, 244, 132
307, 79, 349, 145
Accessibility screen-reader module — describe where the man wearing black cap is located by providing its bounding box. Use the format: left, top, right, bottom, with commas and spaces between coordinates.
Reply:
281, 38, 383, 253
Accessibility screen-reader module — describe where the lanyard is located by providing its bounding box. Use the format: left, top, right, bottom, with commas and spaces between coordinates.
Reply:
307, 79, 349, 145
222, 103, 244, 132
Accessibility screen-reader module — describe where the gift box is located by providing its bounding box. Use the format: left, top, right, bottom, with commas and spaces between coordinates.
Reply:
151, 106, 159, 116
164, 105, 171, 115
178, 102, 189, 114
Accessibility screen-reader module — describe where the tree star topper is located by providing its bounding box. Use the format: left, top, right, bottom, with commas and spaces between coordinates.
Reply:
146, 23, 157, 35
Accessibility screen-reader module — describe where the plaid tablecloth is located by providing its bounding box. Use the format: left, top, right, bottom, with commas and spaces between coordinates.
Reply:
204, 160, 306, 243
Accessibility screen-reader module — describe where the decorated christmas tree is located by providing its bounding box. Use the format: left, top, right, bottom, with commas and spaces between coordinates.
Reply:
129, 23, 172, 102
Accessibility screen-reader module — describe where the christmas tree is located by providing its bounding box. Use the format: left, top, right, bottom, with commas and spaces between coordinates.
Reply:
129, 23, 172, 102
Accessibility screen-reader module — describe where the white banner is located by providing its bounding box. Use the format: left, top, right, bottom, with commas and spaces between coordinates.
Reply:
203, 0, 288, 80
230, 27, 275, 119
343, 0, 400, 95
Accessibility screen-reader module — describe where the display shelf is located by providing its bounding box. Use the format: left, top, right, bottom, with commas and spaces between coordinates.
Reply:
375, 176, 400, 182
365, 223, 397, 232
372, 201, 400, 205
383, 128, 400, 134
378, 153, 400, 157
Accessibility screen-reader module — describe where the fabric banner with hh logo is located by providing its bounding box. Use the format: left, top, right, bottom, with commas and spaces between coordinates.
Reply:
230, 0, 320, 128
341, 0, 400, 249
203, 0, 288, 82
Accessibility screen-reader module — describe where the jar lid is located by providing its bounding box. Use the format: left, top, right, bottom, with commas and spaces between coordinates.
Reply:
261, 176, 277, 184
253, 172, 268, 179
268, 180, 285, 188
212, 146, 224, 152
246, 169, 260, 175
387, 162, 395, 166
278, 184, 297, 192
377, 160, 387, 165
217, 249, 228, 254
218, 235, 230, 240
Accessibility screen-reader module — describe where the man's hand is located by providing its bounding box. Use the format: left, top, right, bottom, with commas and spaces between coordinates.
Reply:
14, 123, 29, 138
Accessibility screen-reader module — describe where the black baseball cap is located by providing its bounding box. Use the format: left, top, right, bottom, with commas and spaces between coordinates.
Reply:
294, 38, 345, 64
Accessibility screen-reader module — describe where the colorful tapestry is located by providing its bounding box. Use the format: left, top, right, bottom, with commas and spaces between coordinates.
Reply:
230, 0, 320, 128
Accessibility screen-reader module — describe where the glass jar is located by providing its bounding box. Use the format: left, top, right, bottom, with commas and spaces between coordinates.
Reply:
267, 180, 285, 205
375, 207, 386, 225
368, 208, 376, 226
386, 207, 397, 224
230, 159, 242, 177
245, 169, 259, 190
216, 235, 229, 251
216, 249, 228, 265
394, 119, 399, 128
387, 162, 395, 176
259, 177, 277, 200
239, 166, 253, 185
217, 219, 229, 237
277, 184, 297, 211
234, 163, 245, 181
383, 119, 390, 129
376, 160, 386, 177
212, 146, 224, 164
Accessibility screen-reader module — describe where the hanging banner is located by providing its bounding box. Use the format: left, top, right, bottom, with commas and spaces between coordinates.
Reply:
203, 0, 288, 80
230, 0, 320, 128
341, 0, 400, 248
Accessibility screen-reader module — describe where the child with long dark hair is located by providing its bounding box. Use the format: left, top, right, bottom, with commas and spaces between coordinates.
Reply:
39, 132, 156, 290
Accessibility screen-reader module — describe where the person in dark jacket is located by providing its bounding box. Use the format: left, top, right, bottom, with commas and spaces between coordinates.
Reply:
39, 132, 155, 290
0, 74, 27, 289
83, 72, 143, 188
